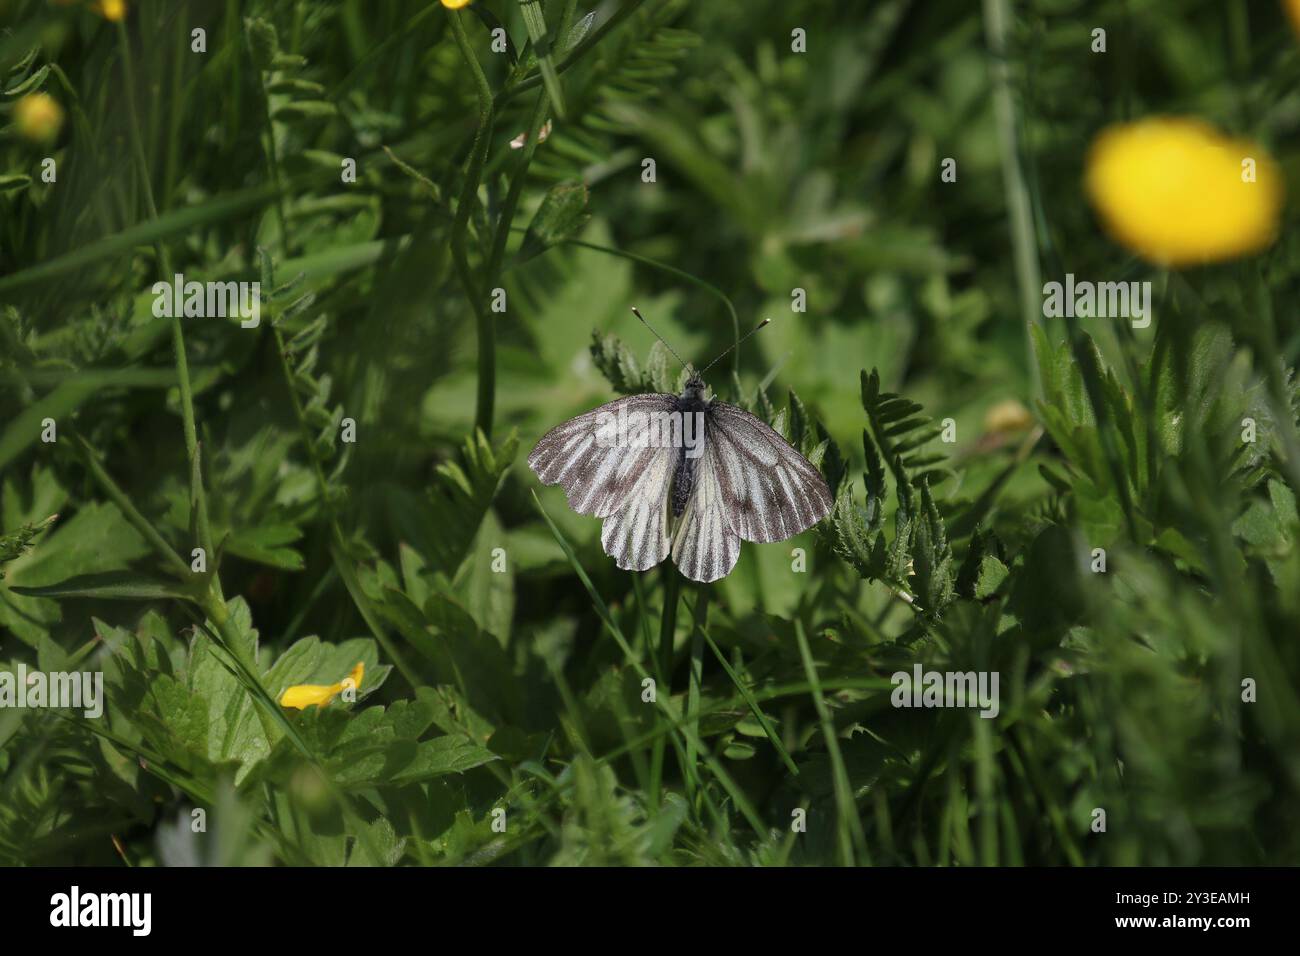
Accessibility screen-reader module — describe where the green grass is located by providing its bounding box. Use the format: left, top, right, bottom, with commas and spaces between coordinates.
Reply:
1, 0, 1299, 866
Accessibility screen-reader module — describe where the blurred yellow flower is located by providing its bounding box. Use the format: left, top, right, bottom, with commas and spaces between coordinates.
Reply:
1085, 117, 1282, 267
1287, 0, 1300, 34
441, 0, 473, 9
279, 662, 364, 709
13, 93, 65, 144
93, 0, 127, 20
983, 399, 1033, 435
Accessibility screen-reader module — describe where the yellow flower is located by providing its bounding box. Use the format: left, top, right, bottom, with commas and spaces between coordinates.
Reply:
13, 93, 65, 144
279, 662, 364, 709
93, 0, 127, 20
440, 0, 473, 9
1287, 0, 1300, 35
1085, 117, 1283, 267
983, 399, 1033, 435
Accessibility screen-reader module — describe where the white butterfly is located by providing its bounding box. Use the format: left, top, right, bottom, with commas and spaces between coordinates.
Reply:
528, 312, 832, 583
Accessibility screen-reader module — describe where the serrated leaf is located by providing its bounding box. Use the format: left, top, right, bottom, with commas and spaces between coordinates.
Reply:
244, 17, 279, 71
333, 735, 498, 789
973, 555, 1009, 600
424, 429, 519, 574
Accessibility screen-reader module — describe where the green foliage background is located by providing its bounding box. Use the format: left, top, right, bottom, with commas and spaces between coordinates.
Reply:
2, 0, 1299, 866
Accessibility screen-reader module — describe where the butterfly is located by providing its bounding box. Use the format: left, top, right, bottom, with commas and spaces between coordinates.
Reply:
528, 309, 833, 583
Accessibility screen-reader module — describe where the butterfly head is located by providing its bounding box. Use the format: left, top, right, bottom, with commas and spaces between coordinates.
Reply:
682, 369, 708, 402
631, 306, 770, 405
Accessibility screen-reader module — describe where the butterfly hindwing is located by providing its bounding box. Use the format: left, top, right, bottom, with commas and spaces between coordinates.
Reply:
706, 401, 833, 543
670, 439, 740, 583
600, 445, 675, 571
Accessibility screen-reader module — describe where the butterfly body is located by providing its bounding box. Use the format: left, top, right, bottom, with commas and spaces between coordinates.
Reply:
529, 371, 833, 583
670, 374, 710, 517
671, 449, 698, 518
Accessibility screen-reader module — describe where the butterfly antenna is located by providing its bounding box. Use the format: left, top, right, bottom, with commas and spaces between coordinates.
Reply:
631, 307, 691, 373
698, 318, 771, 376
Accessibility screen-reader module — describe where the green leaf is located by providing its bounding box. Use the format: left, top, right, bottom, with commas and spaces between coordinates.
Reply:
273, 100, 338, 120
244, 17, 280, 71
0, 513, 56, 575
0, 380, 96, 473
3, 63, 48, 96
860, 368, 950, 490
423, 429, 519, 574
911, 480, 954, 616
333, 735, 498, 789
560, 12, 596, 57
0, 173, 32, 194
516, 181, 590, 265
224, 523, 305, 571
973, 555, 1009, 600
0, 181, 284, 295
0, 481, 150, 646
589, 330, 675, 395
9, 571, 200, 603
454, 509, 514, 645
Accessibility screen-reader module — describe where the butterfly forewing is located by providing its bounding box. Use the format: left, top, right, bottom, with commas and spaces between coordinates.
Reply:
705, 401, 833, 543
528, 394, 678, 518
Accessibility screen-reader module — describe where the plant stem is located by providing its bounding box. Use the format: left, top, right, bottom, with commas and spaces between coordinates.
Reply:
448, 9, 498, 438
649, 565, 680, 807
256, 66, 292, 252
795, 619, 869, 866
249, 46, 422, 690
535, 493, 765, 834
702, 629, 801, 776
684, 585, 710, 806
268, 280, 422, 692
486, 89, 549, 285
982, 0, 1043, 401
494, 0, 647, 109
117, 20, 217, 584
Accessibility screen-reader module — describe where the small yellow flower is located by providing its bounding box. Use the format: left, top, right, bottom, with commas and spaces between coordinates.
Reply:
440, 0, 473, 9
93, 0, 127, 20
279, 662, 364, 709
983, 399, 1033, 435
1286, 0, 1300, 35
1085, 117, 1283, 267
13, 93, 65, 144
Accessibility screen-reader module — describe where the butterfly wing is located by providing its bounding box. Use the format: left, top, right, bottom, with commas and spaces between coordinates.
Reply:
529, 393, 678, 572
670, 439, 741, 583
530, 393, 830, 582
599, 444, 675, 571
706, 401, 833, 543
528, 394, 678, 517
